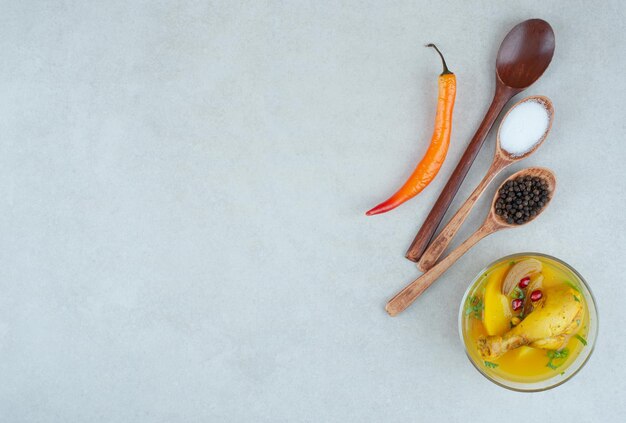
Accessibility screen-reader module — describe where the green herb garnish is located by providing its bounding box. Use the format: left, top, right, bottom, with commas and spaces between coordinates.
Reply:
546, 348, 569, 370
574, 334, 587, 346
573, 295, 580, 302
512, 286, 525, 300
564, 280, 581, 292
465, 296, 484, 319
509, 261, 516, 266
484, 361, 499, 368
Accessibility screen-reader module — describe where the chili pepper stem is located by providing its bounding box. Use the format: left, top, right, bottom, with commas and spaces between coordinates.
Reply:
426, 43, 452, 75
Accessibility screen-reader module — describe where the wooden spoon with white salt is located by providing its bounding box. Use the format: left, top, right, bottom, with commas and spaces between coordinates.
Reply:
416, 95, 554, 272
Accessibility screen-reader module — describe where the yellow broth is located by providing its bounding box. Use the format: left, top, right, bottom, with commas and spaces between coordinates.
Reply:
462, 255, 590, 383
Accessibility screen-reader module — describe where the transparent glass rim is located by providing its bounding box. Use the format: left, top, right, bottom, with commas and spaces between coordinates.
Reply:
458, 252, 599, 392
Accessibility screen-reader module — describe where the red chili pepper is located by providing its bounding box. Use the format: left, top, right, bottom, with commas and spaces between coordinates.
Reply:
366, 44, 456, 216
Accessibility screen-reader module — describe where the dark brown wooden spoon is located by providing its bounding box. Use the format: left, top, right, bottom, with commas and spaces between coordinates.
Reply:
405, 19, 555, 262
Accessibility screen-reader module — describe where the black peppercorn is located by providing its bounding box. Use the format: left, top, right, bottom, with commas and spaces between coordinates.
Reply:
493, 175, 550, 225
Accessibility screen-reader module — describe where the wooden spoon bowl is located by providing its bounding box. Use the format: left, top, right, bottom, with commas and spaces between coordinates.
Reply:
497, 95, 554, 160
496, 19, 556, 89
488, 167, 556, 230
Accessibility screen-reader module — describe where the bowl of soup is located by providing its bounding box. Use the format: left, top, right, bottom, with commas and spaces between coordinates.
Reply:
459, 253, 598, 391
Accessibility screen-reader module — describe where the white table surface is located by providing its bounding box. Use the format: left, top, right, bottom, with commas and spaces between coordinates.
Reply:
2, 1, 625, 421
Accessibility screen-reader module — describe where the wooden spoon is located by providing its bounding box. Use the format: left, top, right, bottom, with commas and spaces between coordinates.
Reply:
417, 96, 554, 272
386, 167, 556, 316
405, 19, 555, 263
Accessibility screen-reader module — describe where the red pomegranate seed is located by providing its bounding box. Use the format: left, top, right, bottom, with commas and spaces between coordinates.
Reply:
512, 299, 523, 311
530, 290, 543, 302
518, 276, 531, 288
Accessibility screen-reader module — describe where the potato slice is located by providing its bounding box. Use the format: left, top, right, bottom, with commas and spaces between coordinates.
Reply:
483, 265, 512, 336
513, 345, 536, 359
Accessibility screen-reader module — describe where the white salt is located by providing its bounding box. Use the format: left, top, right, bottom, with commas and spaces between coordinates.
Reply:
499, 100, 550, 157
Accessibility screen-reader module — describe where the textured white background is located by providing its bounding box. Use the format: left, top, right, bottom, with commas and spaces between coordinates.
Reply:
1, 1, 625, 421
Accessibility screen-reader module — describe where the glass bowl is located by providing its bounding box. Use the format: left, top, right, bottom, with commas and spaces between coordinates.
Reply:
458, 252, 598, 392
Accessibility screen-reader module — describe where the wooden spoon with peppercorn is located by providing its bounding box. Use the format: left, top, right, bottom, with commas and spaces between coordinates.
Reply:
386, 167, 555, 316
417, 96, 554, 272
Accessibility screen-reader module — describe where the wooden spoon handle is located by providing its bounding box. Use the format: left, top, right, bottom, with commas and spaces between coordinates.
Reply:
386, 223, 497, 316
405, 84, 515, 263
417, 155, 510, 271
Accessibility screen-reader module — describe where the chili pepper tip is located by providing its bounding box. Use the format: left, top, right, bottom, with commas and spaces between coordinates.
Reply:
366, 201, 399, 216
